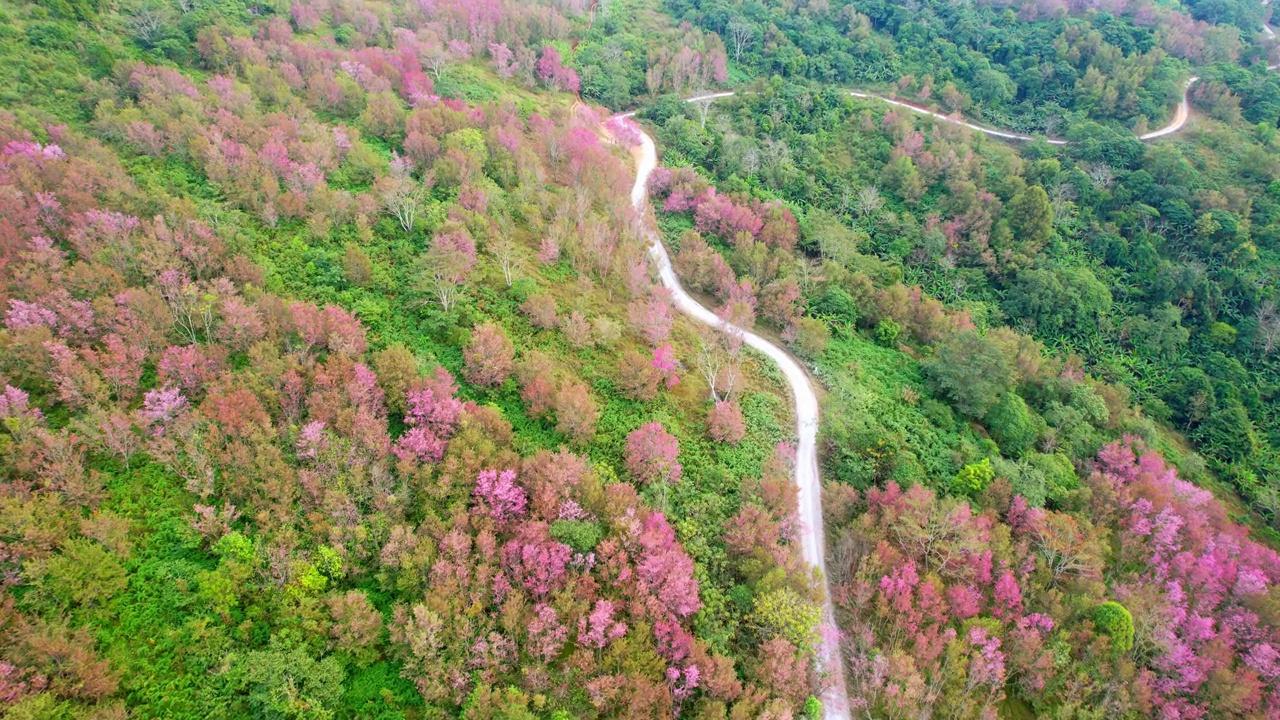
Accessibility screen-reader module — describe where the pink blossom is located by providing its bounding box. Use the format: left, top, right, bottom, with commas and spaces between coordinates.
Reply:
992, 572, 1023, 620
966, 626, 1006, 688
637, 513, 701, 618
140, 386, 187, 434
296, 421, 327, 460
528, 603, 569, 661
945, 584, 982, 620
5, 299, 56, 331
501, 524, 571, 597
475, 469, 528, 525
392, 426, 448, 464
578, 599, 627, 649
625, 422, 682, 486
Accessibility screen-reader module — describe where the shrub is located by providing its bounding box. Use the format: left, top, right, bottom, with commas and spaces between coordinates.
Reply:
1094, 601, 1134, 654
951, 458, 995, 496
550, 520, 603, 554
874, 318, 901, 347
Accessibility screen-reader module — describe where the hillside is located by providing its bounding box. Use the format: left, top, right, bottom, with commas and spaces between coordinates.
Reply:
4, 0, 1280, 719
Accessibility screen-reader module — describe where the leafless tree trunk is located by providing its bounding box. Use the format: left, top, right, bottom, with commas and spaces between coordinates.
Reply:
1257, 300, 1280, 355
727, 19, 754, 62
489, 237, 520, 288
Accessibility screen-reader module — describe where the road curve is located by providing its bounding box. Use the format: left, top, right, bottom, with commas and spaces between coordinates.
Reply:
613, 118, 853, 720
1138, 77, 1199, 140
687, 79, 1204, 144
848, 90, 1070, 144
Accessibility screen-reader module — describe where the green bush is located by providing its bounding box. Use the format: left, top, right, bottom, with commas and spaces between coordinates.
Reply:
951, 457, 995, 496
874, 318, 901, 347
550, 520, 603, 554
1094, 601, 1134, 654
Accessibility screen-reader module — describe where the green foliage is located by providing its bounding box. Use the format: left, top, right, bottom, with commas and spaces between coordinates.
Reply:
35, 539, 127, 609
550, 520, 603, 554
1004, 267, 1112, 337
874, 318, 901, 347
751, 586, 820, 648
984, 393, 1043, 459
951, 458, 995, 496
1195, 402, 1257, 462
462, 685, 537, 720
1094, 601, 1135, 654
222, 644, 347, 719
214, 531, 255, 564
924, 332, 1013, 419
1028, 452, 1079, 507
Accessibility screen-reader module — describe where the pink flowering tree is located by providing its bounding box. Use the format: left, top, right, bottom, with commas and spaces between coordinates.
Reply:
625, 422, 682, 509
627, 290, 673, 346
463, 323, 515, 387
637, 512, 701, 618
392, 367, 462, 465
138, 386, 188, 436
474, 468, 527, 526
707, 400, 746, 445
651, 344, 679, 387
578, 599, 626, 651
500, 522, 571, 597
535, 46, 580, 93
418, 229, 477, 311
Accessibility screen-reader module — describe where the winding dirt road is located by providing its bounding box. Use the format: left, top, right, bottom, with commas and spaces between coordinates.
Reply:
615, 119, 852, 720
1138, 76, 1199, 140
611, 23, 1279, 716
689, 74, 1207, 145
624, 60, 1221, 714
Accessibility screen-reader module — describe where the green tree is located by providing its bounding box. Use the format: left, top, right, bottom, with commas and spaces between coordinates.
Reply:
1004, 267, 1112, 336
751, 587, 821, 647
550, 520, 603, 554
874, 318, 901, 347
463, 685, 538, 720
1195, 402, 1257, 461
983, 392, 1043, 458
951, 457, 995, 496
223, 644, 346, 719
924, 331, 1013, 418
1093, 601, 1134, 654
1163, 366, 1215, 428
36, 539, 127, 609
996, 185, 1054, 268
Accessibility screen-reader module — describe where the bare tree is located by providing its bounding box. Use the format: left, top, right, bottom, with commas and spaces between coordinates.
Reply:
690, 93, 715, 129
489, 236, 520, 288
1257, 300, 1280, 355
855, 185, 884, 219
695, 329, 725, 401
794, 257, 824, 296
726, 18, 755, 62
128, 3, 171, 47
380, 177, 422, 234
423, 43, 451, 80
1085, 162, 1114, 191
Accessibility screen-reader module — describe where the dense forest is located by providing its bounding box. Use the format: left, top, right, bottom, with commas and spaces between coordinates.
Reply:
3, 0, 1280, 718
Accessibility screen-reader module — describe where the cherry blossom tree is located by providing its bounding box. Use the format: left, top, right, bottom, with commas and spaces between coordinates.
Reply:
637, 512, 701, 618
535, 46, 580, 93
707, 400, 746, 445
553, 380, 597, 445
463, 322, 515, 387
625, 422, 682, 491
417, 228, 477, 311
627, 290, 673, 346
393, 367, 462, 465
474, 468, 527, 525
